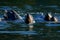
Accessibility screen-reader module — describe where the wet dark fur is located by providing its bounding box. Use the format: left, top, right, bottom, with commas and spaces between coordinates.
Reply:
25, 14, 31, 24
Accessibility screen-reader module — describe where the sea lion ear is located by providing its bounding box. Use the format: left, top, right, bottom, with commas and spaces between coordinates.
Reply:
12, 10, 15, 12
12, 10, 14, 12
5, 10, 8, 13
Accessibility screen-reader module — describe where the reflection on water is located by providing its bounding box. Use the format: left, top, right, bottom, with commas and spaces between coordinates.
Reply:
45, 23, 60, 27
29, 25, 34, 31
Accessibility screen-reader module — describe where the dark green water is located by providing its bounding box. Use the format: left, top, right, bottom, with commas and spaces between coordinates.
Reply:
0, 0, 60, 40
0, 22, 60, 40
0, 5, 60, 40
